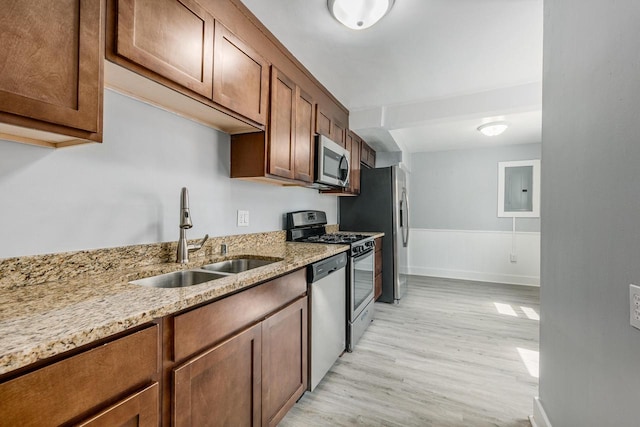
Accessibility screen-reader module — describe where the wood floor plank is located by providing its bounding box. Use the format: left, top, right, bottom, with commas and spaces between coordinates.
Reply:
281, 276, 539, 427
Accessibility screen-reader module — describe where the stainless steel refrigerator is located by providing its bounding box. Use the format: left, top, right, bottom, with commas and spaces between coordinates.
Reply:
339, 165, 409, 303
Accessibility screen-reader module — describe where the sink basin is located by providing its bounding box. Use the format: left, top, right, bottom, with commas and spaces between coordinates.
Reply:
201, 258, 281, 274
130, 269, 229, 288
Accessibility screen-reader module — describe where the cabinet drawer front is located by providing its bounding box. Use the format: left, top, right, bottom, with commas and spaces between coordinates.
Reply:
174, 268, 306, 362
77, 382, 159, 427
0, 0, 102, 132
0, 325, 159, 427
115, 0, 214, 98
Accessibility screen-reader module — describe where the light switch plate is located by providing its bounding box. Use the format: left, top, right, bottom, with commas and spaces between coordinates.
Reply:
237, 210, 249, 227
630, 284, 640, 330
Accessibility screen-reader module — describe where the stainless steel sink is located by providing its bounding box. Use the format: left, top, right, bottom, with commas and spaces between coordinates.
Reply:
130, 269, 229, 288
200, 258, 281, 274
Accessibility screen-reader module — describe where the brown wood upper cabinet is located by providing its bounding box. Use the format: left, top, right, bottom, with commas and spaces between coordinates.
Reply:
269, 67, 316, 182
349, 131, 362, 194
293, 86, 316, 183
316, 103, 347, 148
361, 140, 377, 168
0, 0, 103, 147
108, 0, 269, 127
231, 66, 315, 185
268, 67, 296, 180
213, 21, 269, 125
114, 0, 214, 99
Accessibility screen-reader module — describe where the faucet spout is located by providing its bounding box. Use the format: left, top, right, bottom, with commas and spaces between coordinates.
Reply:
176, 187, 207, 263
179, 187, 193, 229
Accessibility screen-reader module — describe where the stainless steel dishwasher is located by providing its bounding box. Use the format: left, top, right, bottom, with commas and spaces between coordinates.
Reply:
308, 252, 348, 391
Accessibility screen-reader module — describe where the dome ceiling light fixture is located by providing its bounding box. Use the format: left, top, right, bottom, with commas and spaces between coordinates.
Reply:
478, 121, 509, 137
327, 0, 395, 30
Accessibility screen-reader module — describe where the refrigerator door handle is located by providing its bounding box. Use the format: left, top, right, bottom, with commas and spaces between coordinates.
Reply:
401, 188, 409, 247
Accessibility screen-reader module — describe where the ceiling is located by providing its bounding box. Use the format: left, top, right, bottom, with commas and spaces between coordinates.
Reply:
240, 0, 543, 154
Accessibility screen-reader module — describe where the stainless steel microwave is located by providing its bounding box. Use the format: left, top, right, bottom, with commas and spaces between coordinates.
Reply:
315, 134, 350, 188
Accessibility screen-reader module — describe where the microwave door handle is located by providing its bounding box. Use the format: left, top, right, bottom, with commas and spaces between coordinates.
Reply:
339, 155, 350, 186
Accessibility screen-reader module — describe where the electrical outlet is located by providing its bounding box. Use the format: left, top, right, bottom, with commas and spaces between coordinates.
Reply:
237, 210, 249, 227
510, 253, 518, 263
630, 284, 640, 330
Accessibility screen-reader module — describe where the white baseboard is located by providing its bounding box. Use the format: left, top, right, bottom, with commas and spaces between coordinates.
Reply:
529, 397, 552, 427
410, 266, 540, 287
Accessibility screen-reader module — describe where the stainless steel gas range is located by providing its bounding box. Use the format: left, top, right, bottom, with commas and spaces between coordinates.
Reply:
286, 210, 375, 352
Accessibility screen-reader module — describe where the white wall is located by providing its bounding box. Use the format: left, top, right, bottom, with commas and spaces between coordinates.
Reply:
537, 1, 640, 426
0, 90, 337, 259
408, 144, 541, 285
410, 229, 540, 286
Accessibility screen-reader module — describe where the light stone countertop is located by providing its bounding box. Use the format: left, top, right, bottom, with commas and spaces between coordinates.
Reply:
0, 241, 354, 376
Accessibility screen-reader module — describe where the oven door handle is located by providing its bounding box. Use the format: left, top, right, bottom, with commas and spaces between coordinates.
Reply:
352, 248, 375, 260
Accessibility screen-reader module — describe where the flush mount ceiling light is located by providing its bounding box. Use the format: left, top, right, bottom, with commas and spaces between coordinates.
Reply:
328, 0, 395, 30
478, 121, 509, 137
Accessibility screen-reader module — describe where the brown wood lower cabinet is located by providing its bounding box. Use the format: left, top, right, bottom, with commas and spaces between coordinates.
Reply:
374, 237, 383, 300
262, 297, 308, 427
77, 383, 159, 427
0, 326, 159, 427
172, 295, 308, 427
0, 270, 309, 427
168, 268, 308, 426
173, 324, 262, 427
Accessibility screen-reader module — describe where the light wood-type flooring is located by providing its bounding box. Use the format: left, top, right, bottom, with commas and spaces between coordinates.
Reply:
281, 276, 539, 427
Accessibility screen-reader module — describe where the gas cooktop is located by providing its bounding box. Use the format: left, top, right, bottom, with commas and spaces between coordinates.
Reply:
285, 210, 373, 246
299, 233, 371, 244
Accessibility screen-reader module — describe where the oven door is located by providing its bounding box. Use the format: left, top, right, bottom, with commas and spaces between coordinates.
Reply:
350, 247, 375, 321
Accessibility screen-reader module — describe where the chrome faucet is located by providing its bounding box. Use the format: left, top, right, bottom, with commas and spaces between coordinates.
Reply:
176, 187, 209, 263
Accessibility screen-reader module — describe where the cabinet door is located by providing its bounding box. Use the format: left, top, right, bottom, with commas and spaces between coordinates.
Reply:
332, 120, 347, 147
350, 134, 361, 194
115, 0, 214, 98
77, 383, 159, 427
360, 142, 369, 167
262, 297, 308, 427
268, 67, 296, 180
0, 0, 102, 133
315, 105, 332, 138
369, 148, 377, 168
213, 21, 269, 125
173, 324, 262, 427
293, 87, 316, 183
